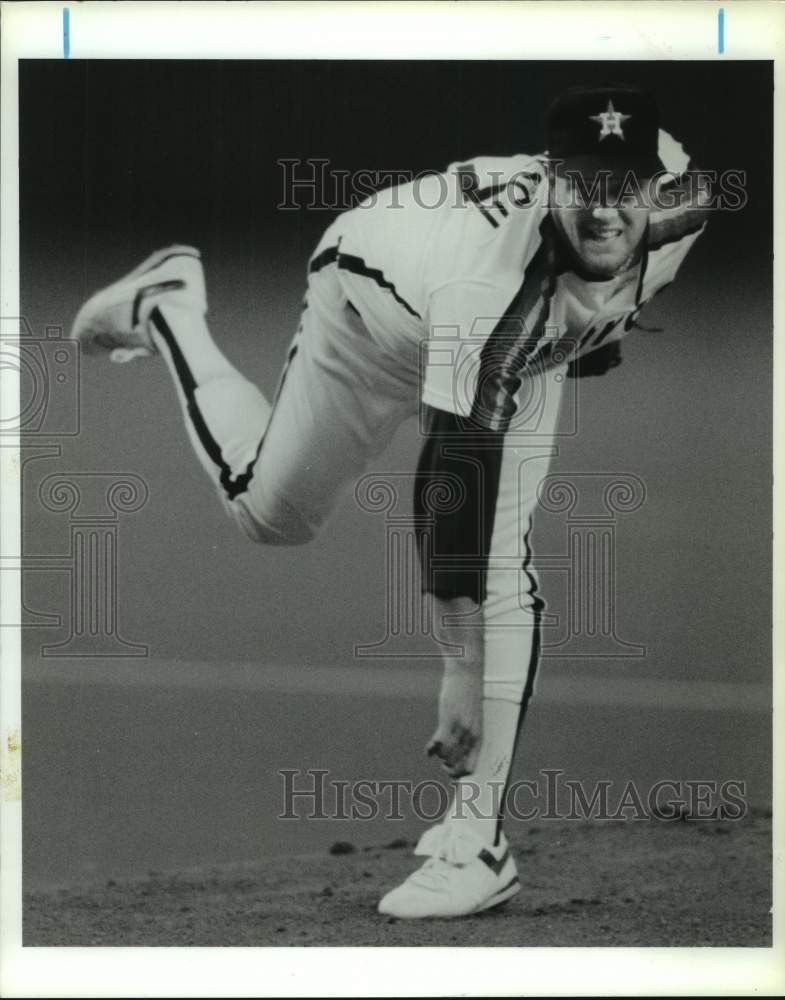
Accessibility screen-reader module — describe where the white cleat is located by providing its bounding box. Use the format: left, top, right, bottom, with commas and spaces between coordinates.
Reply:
71, 245, 206, 362
378, 824, 520, 919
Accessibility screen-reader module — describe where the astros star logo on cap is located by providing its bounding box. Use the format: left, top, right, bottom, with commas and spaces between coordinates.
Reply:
590, 100, 631, 140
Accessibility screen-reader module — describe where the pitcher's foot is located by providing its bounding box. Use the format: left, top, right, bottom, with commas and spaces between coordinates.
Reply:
71, 245, 205, 362
378, 824, 519, 919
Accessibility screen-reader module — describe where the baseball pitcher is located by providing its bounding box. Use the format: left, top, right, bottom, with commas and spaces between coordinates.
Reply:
72, 84, 708, 918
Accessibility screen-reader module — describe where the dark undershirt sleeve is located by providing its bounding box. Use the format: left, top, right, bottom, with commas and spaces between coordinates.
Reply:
414, 405, 506, 605
566, 338, 622, 378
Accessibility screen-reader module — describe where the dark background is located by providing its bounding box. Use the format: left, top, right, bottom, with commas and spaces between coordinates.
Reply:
19, 60, 773, 886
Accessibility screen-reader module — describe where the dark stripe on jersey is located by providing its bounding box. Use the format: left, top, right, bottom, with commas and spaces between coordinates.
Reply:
307, 244, 421, 319
590, 321, 624, 349
469, 220, 556, 432
475, 182, 509, 201
635, 242, 649, 304
457, 164, 500, 229
150, 307, 264, 501
494, 517, 543, 846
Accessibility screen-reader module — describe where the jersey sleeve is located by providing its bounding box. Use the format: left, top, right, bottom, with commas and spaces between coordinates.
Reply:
649, 128, 712, 250
414, 404, 505, 603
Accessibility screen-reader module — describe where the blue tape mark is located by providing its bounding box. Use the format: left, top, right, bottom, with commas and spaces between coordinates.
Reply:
718, 8, 724, 54
63, 8, 70, 59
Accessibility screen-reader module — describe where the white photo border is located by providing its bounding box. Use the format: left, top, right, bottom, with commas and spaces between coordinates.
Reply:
1, 1, 783, 996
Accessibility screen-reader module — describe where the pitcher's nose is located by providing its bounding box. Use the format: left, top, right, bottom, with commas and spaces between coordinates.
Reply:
591, 204, 621, 222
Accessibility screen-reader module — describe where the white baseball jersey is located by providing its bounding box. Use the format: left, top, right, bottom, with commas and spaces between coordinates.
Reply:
312, 130, 706, 430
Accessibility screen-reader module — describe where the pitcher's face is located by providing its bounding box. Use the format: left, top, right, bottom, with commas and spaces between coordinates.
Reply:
550, 173, 652, 278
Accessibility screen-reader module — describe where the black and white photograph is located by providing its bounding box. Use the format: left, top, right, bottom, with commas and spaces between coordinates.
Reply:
1, 1, 783, 996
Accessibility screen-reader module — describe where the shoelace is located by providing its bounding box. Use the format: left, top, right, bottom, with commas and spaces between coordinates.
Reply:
409, 857, 456, 890
408, 824, 488, 890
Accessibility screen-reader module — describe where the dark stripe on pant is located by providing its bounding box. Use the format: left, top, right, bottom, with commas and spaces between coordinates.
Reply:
494, 516, 543, 846
309, 245, 339, 273
150, 306, 263, 501
132, 279, 185, 328
307, 243, 421, 319
336, 252, 421, 318
270, 342, 299, 409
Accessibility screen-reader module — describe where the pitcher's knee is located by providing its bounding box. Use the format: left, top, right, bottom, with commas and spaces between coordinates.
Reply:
228, 494, 318, 547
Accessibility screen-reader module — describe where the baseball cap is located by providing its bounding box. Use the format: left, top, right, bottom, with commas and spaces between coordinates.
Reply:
546, 84, 664, 179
